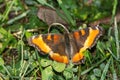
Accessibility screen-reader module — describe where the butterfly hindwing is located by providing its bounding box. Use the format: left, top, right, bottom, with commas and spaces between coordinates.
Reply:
70, 26, 103, 63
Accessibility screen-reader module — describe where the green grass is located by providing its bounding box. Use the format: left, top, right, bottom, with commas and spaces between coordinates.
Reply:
0, 0, 120, 80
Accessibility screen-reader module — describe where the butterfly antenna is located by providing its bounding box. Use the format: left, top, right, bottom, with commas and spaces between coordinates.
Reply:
48, 23, 70, 34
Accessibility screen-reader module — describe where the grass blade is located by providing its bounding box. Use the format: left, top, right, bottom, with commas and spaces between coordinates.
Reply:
114, 17, 119, 59
6, 10, 30, 25
107, 48, 117, 60
100, 57, 112, 80
81, 54, 110, 75
111, 57, 118, 80
37, 0, 54, 9
0, 64, 11, 78
2, 0, 15, 21
57, 0, 76, 26
111, 0, 118, 23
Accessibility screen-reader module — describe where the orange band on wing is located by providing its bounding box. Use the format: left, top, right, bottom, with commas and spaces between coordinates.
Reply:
73, 31, 79, 40
84, 28, 99, 48
72, 46, 87, 63
32, 35, 51, 53
72, 52, 84, 63
53, 35, 61, 44
47, 34, 52, 41
50, 53, 69, 64
81, 29, 85, 35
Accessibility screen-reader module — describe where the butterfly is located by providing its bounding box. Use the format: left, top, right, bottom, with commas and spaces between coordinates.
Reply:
28, 24, 103, 64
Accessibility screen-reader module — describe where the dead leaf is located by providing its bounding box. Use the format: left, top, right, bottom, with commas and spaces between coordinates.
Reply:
37, 6, 67, 25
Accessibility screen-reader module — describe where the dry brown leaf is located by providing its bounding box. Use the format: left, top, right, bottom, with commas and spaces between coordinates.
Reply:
37, 6, 67, 25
